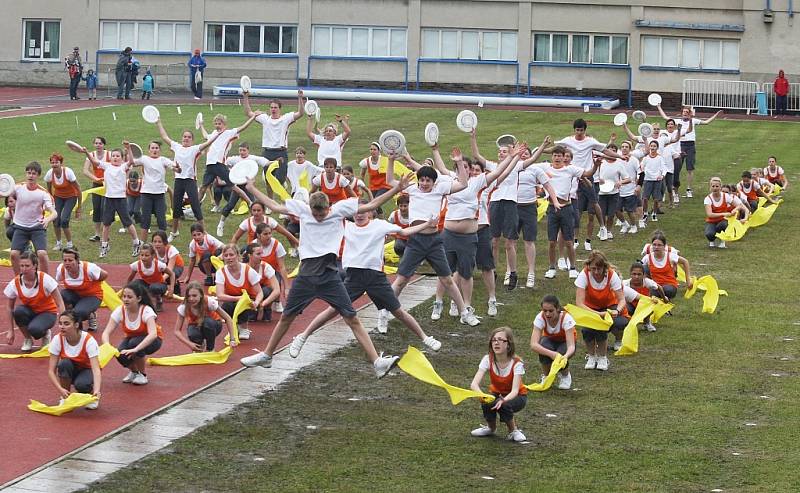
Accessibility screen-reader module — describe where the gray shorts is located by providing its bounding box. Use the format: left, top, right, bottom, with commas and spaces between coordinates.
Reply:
489, 200, 519, 240
10, 225, 47, 251
517, 203, 538, 241
577, 181, 598, 211
598, 193, 620, 218
620, 195, 640, 213
397, 232, 452, 278
664, 172, 674, 191
345, 268, 401, 312
475, 226, 495, 271
284, 269, 357, 318
102, 197, 133, 227
538, 336, 570, 366
442, 229, 478, 279
547, 204, 576, 242
642, 180, 664, 201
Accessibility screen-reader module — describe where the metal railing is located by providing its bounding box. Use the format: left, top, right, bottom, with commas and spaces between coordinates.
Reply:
762, 82, 800, 112
105, 62, 190, 98
682, 78, 759, 113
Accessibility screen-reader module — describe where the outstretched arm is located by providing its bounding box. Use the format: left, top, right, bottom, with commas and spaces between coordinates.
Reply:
244, 178, 289, 215
430, 144, 452, 176
337, 114, 351, 142
292, 89, 305, 121
235, 112, 259, 135
655, 104, 670, 120
521, 137, 552, 169
306, 116, 316, 142
156, 119, 174, 147
400, 151, 423, 172
242, 91, 256, 118
469, 128, 487, 166
356, 174, 411, 214
700, 110, 722, 125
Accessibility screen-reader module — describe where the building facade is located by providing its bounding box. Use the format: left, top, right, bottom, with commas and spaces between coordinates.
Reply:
1, 0, 797, 106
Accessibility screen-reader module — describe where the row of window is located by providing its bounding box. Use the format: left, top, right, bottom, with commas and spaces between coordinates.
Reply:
23, 20, 739, 71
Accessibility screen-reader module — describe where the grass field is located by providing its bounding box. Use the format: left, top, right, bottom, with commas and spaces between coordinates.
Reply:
2, 104, 799, 492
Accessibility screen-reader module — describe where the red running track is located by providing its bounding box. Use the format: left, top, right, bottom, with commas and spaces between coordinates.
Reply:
0, 262, 372, 485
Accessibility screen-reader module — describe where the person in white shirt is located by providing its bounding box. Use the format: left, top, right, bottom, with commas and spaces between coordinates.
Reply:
530, 295, 576, 390
616, 141, 643, 234
47, 310, 102, 409
595, 143, 632, 241
156, 118, 219, 243
704, 177, 749, 248
306, 114, 350, 168
623, 262, 665, 332
131, 141, 181, 242
82, 136, 111, 241
763, 156, 788, 190
8, 161, 57, 275
640, 141, 669, 223
243, 89, 304, 196
286, 146, 323, 194
240, 176, 408, 378
44, 153, 82, 251
217, 141, 271, 237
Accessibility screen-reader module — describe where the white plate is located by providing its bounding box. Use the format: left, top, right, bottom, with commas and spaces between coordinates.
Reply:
129, 143, 143, 159
456, 110, 478, 132
0, 174, 15, 197
229, 159, 259, 185
65, 140, 83, 153
599, 181, 615, 194
495, 134, 517, 148
195, 112, 203, 130
638, 123, 654, 138
424, 122, 439, 146
315, 107, 321, 123
142, 105, 159, 124
632, 110, 647, 122
379, 130, 406, 155
613, 113, 628, 127
648, 93, 662, 106
240, 75, 252, 92
304, 100, 319, 116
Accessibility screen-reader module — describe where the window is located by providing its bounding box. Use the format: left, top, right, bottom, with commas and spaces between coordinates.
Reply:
312, 26, 407, 57
641, 36, 739, 70
101, 21, 190, 52
23, 20, 60, 60
533, 32, 628, 64
421, 29, 517, 61
205, 23, 298, 54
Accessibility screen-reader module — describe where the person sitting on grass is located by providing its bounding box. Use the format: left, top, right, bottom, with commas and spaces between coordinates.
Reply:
469, 326, 528, 442
623, 261, 665, 333
704, 177, 749, 249
47, 310, 102, 410
173, 281, 235, 352
763, 156, 788, 190
737, 170, 777, 212
180, 222, 224, 287
126, 242, 175, 312
641, 231, 693, 302
530, 295, 576, 390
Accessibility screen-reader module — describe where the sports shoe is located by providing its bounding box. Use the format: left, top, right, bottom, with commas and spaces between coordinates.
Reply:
620, 223, 630, 234
41, 330, 51, 347
122, 371, 136, 383
568, 268, 578, 279
503, 271, 511, 286
544, 268, 557, 279
487, 299, 498, 317
673, 194, 680, 204
584, 354, 597, 370
65, 241, 73, 249
448, 300, 459, 317
373, 353, 399, 378
557, 372, 572, 390
685, 188, 693, 198
607, 232, 614, 240
717, 240, 727, 249
52, 240, 62, 251
289, 334, 307, 358
87, 312, 98, 332
88, 234, 101, 242
132, 372, 149, 385
651, 212, 658, 222
272, 301, 284, 313
288, 248, 298, 258
431, 301, 444, 321
86, 399, 100, 410
507, 429, 527, 442
709, 241, 716, 248
598, 227, 608, 241
506, 272, 518, 291
614, 218, 623, 227
645, 321, 657, 332
423, 335, 442, 351
167, 231, 179, 243
210, 204, 219, 213
238, 327, 252, 340
21, 338, 34, 352
377, 309, 389, 334
99, 243, 109, 258
525, 273, 535, 289
471, 425, 495, 437
557, 257, 567, 270
628, 225, 638, 234
216, 218, 225, 237
118, 227, 127, 234
638, 219, 646, 229
460, 307, 480, 326
132, 240, 141, 257
584, 240, 592, 252
596, 356, 609, 371
612, 340, 622, 351
241, 351, 273, 368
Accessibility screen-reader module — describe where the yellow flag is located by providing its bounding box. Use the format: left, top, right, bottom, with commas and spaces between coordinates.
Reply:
298, 170, 310, 191
207, 285, 216, 295
377, 155, 415, 181
613, 298, 674, 356
537, 198, 549, 222
210, 255, 224, 271
525, 353, 567, 391
383, 265, 398, 274
265, 161, 292, 201
233, 200, 249, 215
716, 218, 749, 242
684, 275, 726, 314
398, 346, 495, 405
81, 186, 105, 205
287, 264, 299, 279
28, 393, 97, 416
0, 345, 50, 359
746, 200, 782, 229
564, 304, 613, 331
98, 343, 119, 368
148, 346, 232, 366
99, 281, 122, 310
384, 240, 400, 264
224, 290, 253, 346
0, 258, 11, 267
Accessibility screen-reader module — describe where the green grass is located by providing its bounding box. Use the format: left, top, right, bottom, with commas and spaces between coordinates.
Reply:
3, 104, 799, 492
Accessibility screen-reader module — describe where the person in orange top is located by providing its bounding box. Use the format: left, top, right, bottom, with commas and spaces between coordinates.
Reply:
101, 282, 162, 386
574, 251, 628, 371
469, 326, 528, 442
126, 243, 175, 312
737, 170, 777, 212
311, 157, 356, 204
82, 136, 110, 242
704, 177, 749, 248
173, 281, 235, 352
152, 230, 185, 295
243, 243, 281, 321
47, 310, 102, 409
56, 248, 108, 332
530, 295, 577, 390
254, 222, 289, 310
4, 251, 65, 352
359, 142, 393, 198
641, 231, 693, 301
230, 201, 298, 248
214, 244, 265, 341
387, 194, 410, 257
44, 152, 82, 251
341, 165, 372, 200
763, 156, 788, 189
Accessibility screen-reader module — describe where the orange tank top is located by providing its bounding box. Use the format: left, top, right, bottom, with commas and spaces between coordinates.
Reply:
764, 167, 783, 184
58, 262, 103, 299
59, 332, 94, 369
539, 311, 577, 342
366, 158, 391, 191
628, 282, 651, 308
136, 260, 165, 285
648, 251, 678, 288
91, 150, 110, 182
487, 355, 528, 396
122, 305, 163, 338
706, 193, 734, 224
14, 272, 58, 314
222, 264, 260, 298
184, 297, 222, 325
320, 174, 349, 204
259, 238, 281, 272
583, 269, 621, 312
738, 181, 758, 202
49, 168, 80, 199
157, 246, 185, 268
391, 210, 410, 241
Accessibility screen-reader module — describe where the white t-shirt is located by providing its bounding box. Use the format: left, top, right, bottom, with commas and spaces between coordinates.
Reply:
130, 260, 167, 277
286, 160, 323, 192
4, 273, 59, 299
110, 305, 157, 328
517, 165, 550, 204
557, 136, 605, 170
623, 278, 660, 302
285, 198, 358, 259
215, 264, 262, 288
97, 161, 129, 198
764, 166, 785, 180
56, 262, 103, 287
170, 143, 202, 180
679, 118, 703, 142
312, 173, 351, 190
574, 269, 623, 291
157, 245, 182, 265
641, 250, 679, 269
597, 160, 627, 195
478, 355, 525, 377
44, 168, 77, 187
313, 134, 344, 167
135, 156, 173, 194
704, 192, 742, 209
342, 219, 401, 271
641, 155, 667, 181
543, 165, 585, 201
48, 331, 100, 359
406, 176, 454, 223
477, 181, 496, 226
177, 296, 220, 318
445, 173, 487, 220
238, 216, 278, 235
490, 162, 522, 202
226, 154, 269, 169
619, 157, 641, 197
533, 311, 577, 337
256, 113, 294, 149
188, 234, 225, 258
258, 238, 287, 262
12, 184, 54, 228
205, 128, 239, 165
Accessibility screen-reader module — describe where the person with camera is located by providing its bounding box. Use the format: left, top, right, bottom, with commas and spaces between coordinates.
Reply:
115, 47, 133, 100
64, 47, 83, 101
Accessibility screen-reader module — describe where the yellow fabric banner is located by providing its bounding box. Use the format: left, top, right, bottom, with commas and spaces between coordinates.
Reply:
210, 255, 224, 271
99, 281, 122, 310
537, 198, 548, 222
398, 346, 495, 405
265, 161, 292, 201
233, 200, 249, 215
746, 199, 782, 228
0, 345, 50, 359
716, 218, 749, 242
684, 275, 727, 314
98, 343, 119, 368
384, 241, 400, 264
0, 258, 11, 267
287, 264, 299, 279
148, 346, 232, 366
28, 393, 97, 416
613, 297, 672, 356
223, 290, 253, 346
525, 353, 567, 391
564, 304, 613, 331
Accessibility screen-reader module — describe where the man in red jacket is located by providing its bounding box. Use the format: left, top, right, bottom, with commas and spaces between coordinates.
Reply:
774, 69, 790, 115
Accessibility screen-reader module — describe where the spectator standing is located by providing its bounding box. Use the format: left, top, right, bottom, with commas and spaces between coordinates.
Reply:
115, 47, 133, 100
65, 47, 83, 100
141, 69, 154, 100
82, 69, 98, 100
774, 69, 790, 116
188, 49, 207, 99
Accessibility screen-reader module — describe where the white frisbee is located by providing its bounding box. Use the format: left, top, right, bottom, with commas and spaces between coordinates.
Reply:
456, 110, 478, 133
240, 75, 252, 92
129, 142, 143, 160
638, 123, 654, 138
379, 130, 406, 155
613, 113, 628, 127
424, 122, 439, 146
65, 140, 84, 153
195, 112, 203, 130
632, 110, 647, 122
648, 93, 662, 106
599, 181, 615, 194
142, 105, 160, 124
229, 159, 259, 185
495, 134, 517, 148
0, 174, 15, 197
304, 100, 319, 116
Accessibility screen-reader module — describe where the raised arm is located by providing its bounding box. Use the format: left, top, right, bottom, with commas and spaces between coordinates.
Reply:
243, 178, 289, 215
385, 155, 399, 187
400, 151, 423, 172
521, 137, 552, 169
82, 155, 102, 183
196, 129, 221, 153
306, 116, 317, 142
156, 119, 175, 147
469, 128, 488, 166
356, 174, 411, 214
622, 121, 639, 141
337, 114, 351, 142
700, 110, 722, 125
235, 112, 260, 135
430, 144, 451, 176
448, 159, 469, 195
292, 89, 305, 121
242, 91, 256, 118
655, 104, 670, 120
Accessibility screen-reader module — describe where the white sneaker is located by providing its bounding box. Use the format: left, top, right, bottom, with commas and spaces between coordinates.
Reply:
612, 340, 622, 351
525, 273, 535, 289
460, 307, 480, 326
598, 227, 608, 241
584, 354, 597, 370
99, 243, 109, 258
118, 227, 126, 234
216, 218, 225, 237
544, 268, 557, 279
132, 240, 141, 257
614, 218, 623, 227
628, 225, 638, 234
596, 356, 609, 371
377, 309, 389, 334
620, 223, 630, 234
86, 399, 100, 410
568, 268, 579, 279
645, 321, 657, 332
238, 327, 252, 340
423, 335, 442, 351
210, 204, 219, 213
288, 248, 298, 258
167, 231, 179, 243
717, 240, 727, 249
52, 240, 62, 251
709, 241, 716, 248
21, 337, 34, 352
448, 300, 459, 317
638, 219, 646, 229
507, 429, 527, 442
487, 299, 498, 317
651, 212, 658, 222
557, 372, 572, 390
289, 334, 307, 358
272, 301, 284, 313
685, 189, 693, 198
431, 301, 443, 321
241, 351, 272, 367
606, 232, 614, 240
471, 425, 495, 437
584, 240, 592, 252
122, 371, 136, 383
373, 353, 399, 378
557, 257, 567, 270
503, 271, 511, 286
41, 330, 51, 347
673, 195, 680, 204
132, 372, 149, 385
